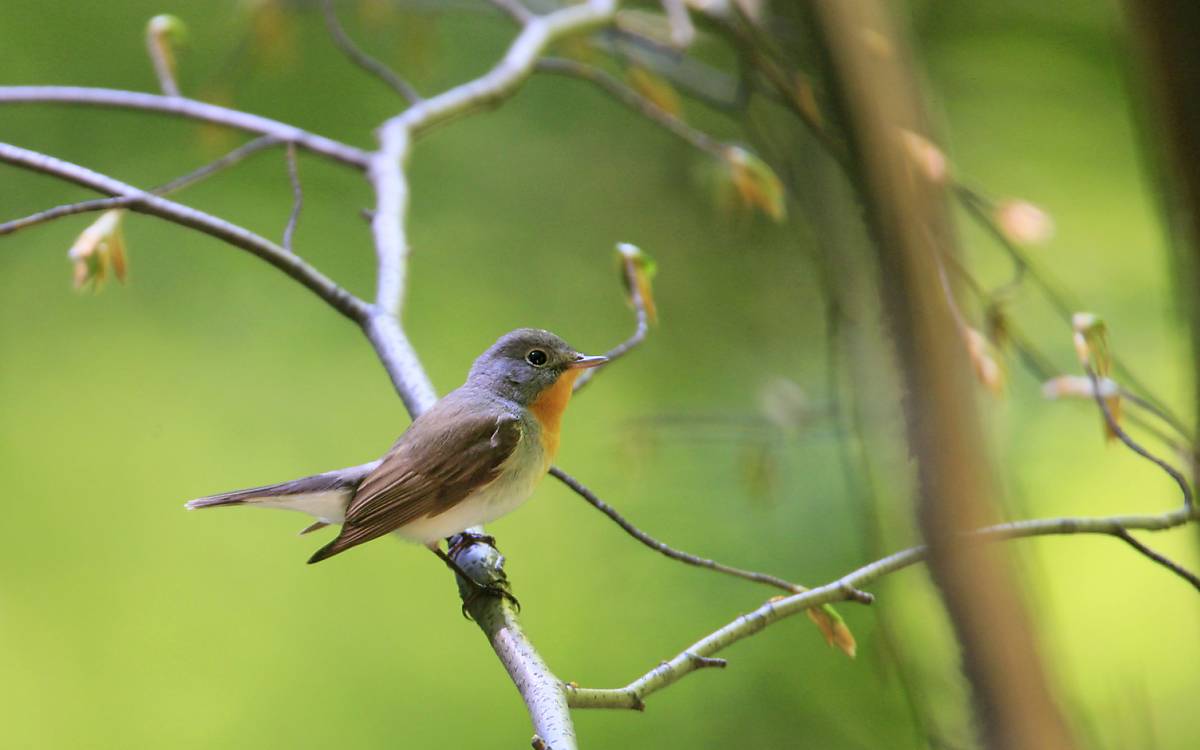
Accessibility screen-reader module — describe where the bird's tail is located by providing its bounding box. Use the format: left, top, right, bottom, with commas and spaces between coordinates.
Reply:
184, 462, 377, 517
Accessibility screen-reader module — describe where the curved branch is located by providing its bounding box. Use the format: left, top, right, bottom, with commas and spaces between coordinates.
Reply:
359, 5, 618, 747
567, 506, 1199, 711
535, 57, 725, 157
573, 244, 649, 393
0, 86, 371, 168
319, 0, 422, 104
549, 467, 807, 594
0, 135, 281, 236
0, 142, 368, 322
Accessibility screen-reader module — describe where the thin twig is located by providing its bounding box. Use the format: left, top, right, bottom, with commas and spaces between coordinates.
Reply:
360, 4, 618, 747
0, 135, 279, 236
1112, 528, 1200, 592
0, 142, 367, 322
0, 86, 370, 168
282, 143, 303, 253
319, 0, 422, 104
956, 182, 1190, 437
489, 0, 534, 26
1084, 363, 1193, 509
146, 17, 181, 97
573, 249, 650, 393
549, 467, 807, 594
537, 57, 725, 158
566, 505, 1198, 711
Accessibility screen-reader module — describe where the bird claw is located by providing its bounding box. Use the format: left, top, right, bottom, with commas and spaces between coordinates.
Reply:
448, 531, 498, 557
460, 580, 521, 619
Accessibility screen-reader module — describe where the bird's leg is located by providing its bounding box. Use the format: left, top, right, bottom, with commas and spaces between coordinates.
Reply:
447, 530, 498, 557
428, 543, 520, 616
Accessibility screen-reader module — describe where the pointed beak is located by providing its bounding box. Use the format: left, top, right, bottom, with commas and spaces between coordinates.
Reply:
567, 353, 608, 370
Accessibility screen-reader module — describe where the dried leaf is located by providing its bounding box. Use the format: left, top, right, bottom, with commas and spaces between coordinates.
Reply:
616, 242, 658, 324
984, 303, 1010, 352
68, 210, 129, 292
242, 0, 297, 71
626, 66, 682, 117
1070, 313, 1120, 439
723, 146, 787, 222
792, 74, 822, 128
1072, 313, 1111, 374
806, 604, 856, 659
1042, 375, 1118, 400
963, 327, 1005, 395
899, 129, 948, 184
146, 15, 188, 82
995, 199, 1054, 246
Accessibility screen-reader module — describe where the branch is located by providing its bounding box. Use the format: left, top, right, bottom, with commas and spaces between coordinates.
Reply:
573, 243, 650, 393
549, 467, 814, 594
566, 506, 1199, 711
1112, 528, 1200, 592
0, 142, 368, 322
0, 135, 281, 236
488, 0, 534, 26
0, 86, 371, 169
1085, 363, 1193, 510
319, 0, 422, 104
282, 143, 303, 253
536, 57, 725, 157
356, 4, 618, 747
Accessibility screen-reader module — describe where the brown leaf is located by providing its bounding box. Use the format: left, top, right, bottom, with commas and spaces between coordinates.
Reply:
807, 604, 856, 659
625, 66, 682, 117
723, 146, 787, 222
68, 210, 128, 292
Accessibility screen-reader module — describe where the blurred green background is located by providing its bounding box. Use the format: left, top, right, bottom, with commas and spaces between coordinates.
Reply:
1, 1, 1197, 747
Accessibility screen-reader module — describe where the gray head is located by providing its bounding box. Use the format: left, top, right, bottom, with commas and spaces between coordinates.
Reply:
467, 328, 607, 406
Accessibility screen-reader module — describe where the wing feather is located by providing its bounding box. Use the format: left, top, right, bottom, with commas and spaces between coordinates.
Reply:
308, 395, 522, 563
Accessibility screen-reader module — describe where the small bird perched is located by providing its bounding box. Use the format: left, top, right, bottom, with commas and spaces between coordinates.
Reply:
187, 329, 606, 567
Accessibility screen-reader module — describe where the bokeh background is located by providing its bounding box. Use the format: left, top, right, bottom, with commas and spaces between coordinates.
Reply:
1, 1, 1197, 747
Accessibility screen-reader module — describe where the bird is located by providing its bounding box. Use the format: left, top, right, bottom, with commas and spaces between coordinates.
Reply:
186, 329, 607, 570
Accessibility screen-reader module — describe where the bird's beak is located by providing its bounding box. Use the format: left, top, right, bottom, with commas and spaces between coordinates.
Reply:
567, 353, 608, 369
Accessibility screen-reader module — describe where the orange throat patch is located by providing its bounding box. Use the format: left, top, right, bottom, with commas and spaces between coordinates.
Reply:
529, 369, 583, 461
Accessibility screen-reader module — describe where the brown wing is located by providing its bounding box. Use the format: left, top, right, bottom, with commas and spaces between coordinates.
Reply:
307, 396, 523, 563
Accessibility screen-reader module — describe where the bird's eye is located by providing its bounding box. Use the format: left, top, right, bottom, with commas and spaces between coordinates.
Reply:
525, 349, 549, 367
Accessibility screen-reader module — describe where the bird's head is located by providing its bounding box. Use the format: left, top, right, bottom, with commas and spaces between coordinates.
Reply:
467, 328, 607, 408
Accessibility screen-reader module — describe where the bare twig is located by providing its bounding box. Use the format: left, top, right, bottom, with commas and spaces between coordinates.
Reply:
145, 16, 181, 97
319, 0, 421, 104
357, 4, 617, 747
549, 467, 809, 594
567, 506, 1198, 711
0, 142, 367, 322
489, 0, 534, 26
1084, 363, 1193, 510
0, 86, 370, 168
1112, 528, 1200, 592
957, 182, 1190, 437
0, 135, 279, 236
537, 57, 725, 158
573, 246, 650, 393
282, 143, 303, 253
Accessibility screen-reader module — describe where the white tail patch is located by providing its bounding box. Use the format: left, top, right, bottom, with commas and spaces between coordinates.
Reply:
245, 490, 351, 524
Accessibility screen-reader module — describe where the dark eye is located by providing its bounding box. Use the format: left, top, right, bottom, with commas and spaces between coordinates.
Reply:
525, 349, 549, 367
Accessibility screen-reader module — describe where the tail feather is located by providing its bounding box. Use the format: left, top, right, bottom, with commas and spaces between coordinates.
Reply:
184, 462, 377, 512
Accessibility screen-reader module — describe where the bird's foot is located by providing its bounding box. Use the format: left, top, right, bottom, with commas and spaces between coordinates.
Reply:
460, 580, 521, 618
430, 545, 520, 618
447, 531, 498, 557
